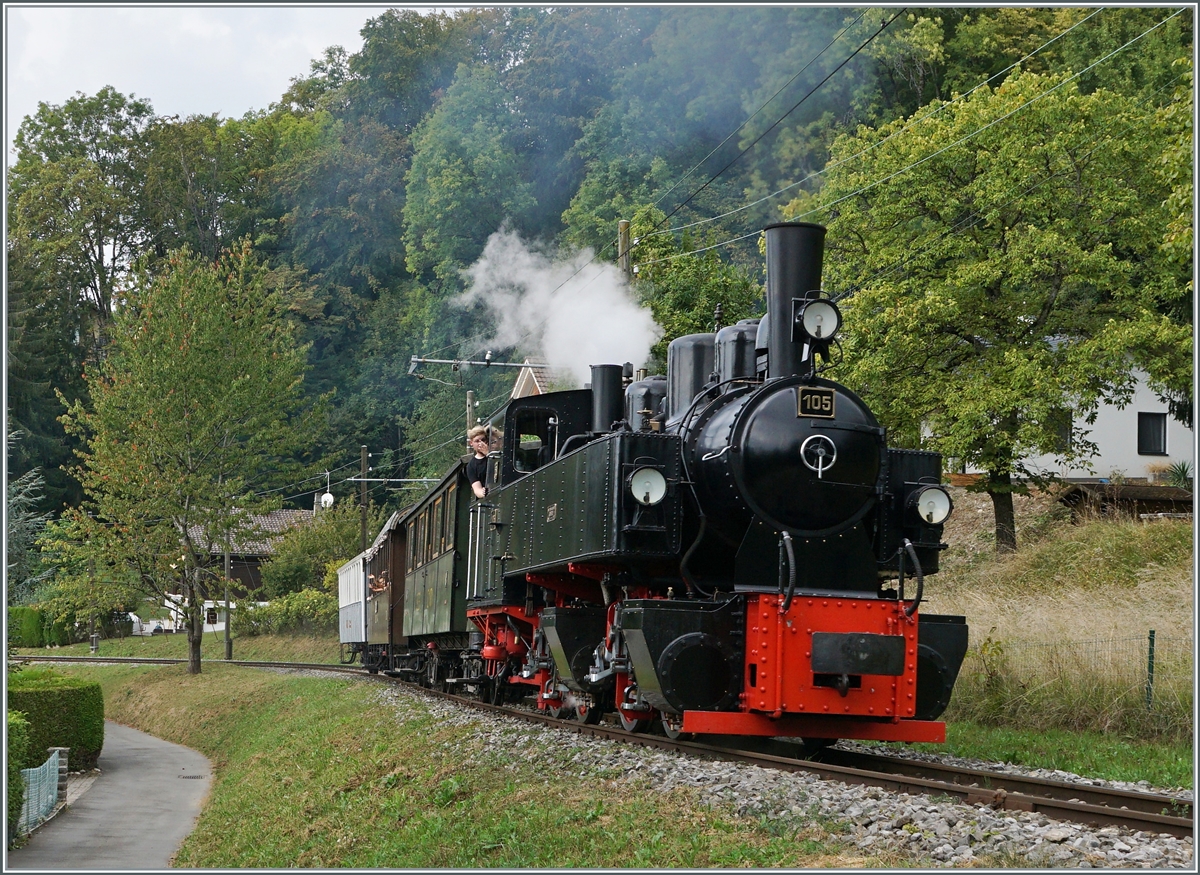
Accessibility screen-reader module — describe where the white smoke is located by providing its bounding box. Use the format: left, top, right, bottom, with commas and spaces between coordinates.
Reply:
456, 227, 661, 386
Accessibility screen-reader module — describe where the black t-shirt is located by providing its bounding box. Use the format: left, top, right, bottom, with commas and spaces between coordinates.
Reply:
466, 454, 488, 490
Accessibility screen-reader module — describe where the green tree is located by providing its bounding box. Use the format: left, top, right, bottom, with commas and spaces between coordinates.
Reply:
402, 63, 537, 284
8, 86, 154, 359
6, 238, 87, 511
1128, 56, 1194, 427
803, 72, 1180, 552
57, 242, 319, 673
628, 206, 762, 366
259, 500, 388, 598
142, 111, 280, 263
6, 431, 53, 605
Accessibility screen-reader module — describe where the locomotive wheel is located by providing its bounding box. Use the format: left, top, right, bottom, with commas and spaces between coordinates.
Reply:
547, 702, 567, 719
618, 708, 652, 733
574, 701, 603, 725
660, 711, 691, 741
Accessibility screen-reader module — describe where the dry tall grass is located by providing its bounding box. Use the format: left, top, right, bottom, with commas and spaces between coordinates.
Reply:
924, 488, 1193, 642
922, 487, 1193, 739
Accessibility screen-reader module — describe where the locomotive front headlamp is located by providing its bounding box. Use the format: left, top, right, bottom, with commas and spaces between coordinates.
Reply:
629, 467, 667, 506
908, 485, 953, 525
797, 299, 842, 341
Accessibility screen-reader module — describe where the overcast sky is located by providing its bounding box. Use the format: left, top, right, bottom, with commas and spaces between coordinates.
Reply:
4, 4, 449, 164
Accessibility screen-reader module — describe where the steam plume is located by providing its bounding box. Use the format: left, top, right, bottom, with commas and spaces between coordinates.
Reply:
456, 228, 661, 386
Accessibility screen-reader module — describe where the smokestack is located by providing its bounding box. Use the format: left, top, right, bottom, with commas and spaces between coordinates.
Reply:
590, 364, 624, 433
764, 222, 826, 380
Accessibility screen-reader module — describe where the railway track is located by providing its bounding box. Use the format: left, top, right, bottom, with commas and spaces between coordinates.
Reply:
26, 654, 1193, 839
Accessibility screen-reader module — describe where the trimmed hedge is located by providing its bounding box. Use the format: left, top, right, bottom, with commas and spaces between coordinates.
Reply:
7, 670, 104, 770
6, 607, 74, 648
7, 710, 29, 845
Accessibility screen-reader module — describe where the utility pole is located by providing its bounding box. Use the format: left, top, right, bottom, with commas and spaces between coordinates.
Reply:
88, 556, 98, 654
618, 219, 631, 281
466, 390, 476, 438
224, 534, 232, 660
360, 445, 368, 553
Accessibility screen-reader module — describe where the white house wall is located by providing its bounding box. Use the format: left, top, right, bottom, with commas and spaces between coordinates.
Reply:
967, 371, 1194, 481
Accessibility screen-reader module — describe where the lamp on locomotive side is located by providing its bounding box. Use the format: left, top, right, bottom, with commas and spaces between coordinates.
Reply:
629, 467, 668, 505
796, 298, 842, 341
910, 485, 953, 525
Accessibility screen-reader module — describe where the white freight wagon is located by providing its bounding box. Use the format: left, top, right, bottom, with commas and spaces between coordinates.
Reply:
337, 551, 368, 647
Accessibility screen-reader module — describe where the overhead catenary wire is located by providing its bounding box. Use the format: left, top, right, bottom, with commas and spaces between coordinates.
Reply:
829, 70, 1188, 307
649, 8, 907, 231
651, 6, 1107, 239
412, 11, 898, 365
636, 6, 1188, 271
645, 8, 869, 215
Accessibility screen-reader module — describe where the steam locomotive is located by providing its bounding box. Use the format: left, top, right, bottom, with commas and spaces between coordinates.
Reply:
338, 222, 968, 747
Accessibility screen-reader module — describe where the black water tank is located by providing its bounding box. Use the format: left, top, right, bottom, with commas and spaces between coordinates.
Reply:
666, 333, 715, 424
715, 319, 760, 383
625, 375, 667, 431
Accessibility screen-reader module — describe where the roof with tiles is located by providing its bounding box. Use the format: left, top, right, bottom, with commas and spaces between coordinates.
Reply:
187, 508, 315, 557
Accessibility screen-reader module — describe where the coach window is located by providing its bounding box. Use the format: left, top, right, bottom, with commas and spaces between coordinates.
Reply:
406, 520, 417, 572
1138, 412, 1167, 455
431, 496, 444, 559
419, 509, 429, 566
444, 482, 457, 551
424, 506, 435, 563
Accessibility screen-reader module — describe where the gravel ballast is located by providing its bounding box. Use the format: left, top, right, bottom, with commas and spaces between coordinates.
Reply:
368, 682, 1193, 869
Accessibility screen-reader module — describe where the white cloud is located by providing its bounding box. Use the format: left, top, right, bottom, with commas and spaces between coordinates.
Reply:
4, 5, 401, 161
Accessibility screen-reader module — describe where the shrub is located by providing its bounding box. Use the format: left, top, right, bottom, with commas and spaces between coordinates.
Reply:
7, 710, 29, 845
8, 607, 77, 648
1164, 459, 1193, 491
258, 501, 388, 598
8, 607, 42, 648
232, 588, 337, 637
7, 669, 105, 769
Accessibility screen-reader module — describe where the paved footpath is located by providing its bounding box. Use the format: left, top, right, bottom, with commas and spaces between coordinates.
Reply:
6, 720, 212, 871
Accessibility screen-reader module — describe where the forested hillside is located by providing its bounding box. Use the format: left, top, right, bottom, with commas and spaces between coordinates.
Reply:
7, 7, 1192, 564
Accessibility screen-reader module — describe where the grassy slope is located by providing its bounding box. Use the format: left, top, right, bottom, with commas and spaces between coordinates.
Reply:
62, 663, 909, 869
14, 631, 343, 664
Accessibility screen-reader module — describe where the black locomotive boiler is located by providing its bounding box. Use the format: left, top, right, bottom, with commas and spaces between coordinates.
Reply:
339, 221, 968, 746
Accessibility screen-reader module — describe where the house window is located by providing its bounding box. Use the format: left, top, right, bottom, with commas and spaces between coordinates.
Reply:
206, 608, 218, 625
1137, 412, 1167, 455
1049, 408, 1072, 454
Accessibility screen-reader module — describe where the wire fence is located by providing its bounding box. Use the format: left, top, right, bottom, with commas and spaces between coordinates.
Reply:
964, 631, 1193, 705
16, 750, 60, 836
954, 631, 1193, 736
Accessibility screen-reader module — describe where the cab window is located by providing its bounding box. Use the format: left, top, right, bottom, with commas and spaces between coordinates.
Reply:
512, 408, 555, 473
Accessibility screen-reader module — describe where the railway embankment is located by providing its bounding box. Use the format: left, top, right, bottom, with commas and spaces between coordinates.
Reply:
38, 659, 1193, 868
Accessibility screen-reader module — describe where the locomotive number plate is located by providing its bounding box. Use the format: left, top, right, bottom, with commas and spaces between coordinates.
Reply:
797, 387, 836, 419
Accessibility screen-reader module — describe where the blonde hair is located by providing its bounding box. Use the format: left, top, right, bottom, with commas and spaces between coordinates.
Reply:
467, 425, 489, 442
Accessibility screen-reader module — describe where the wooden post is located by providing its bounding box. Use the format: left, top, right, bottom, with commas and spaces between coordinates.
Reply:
618, 220, 631, 280
224, 542, 232, 660
360, 445, 368, 553
467, 390, 476, 438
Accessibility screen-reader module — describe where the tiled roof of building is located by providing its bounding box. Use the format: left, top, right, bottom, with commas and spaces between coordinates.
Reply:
511, 358, 552, 398
187, 509, 315, 557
